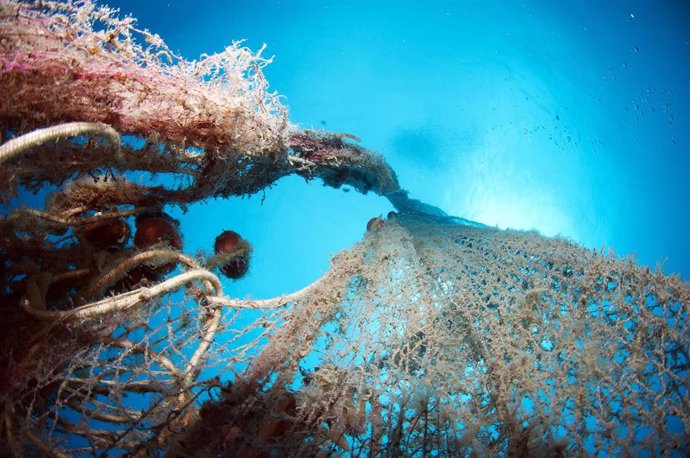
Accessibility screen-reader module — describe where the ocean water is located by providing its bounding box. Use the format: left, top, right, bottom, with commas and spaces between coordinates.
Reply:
101, 0, 690, 301
4, 1, 689, 454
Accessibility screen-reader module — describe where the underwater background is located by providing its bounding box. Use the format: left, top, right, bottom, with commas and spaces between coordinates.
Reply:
59, 0, 690, 304
1, 1, 688, 454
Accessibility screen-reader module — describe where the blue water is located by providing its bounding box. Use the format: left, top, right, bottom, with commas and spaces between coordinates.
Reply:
100, 0, 689, 301
5, 2, 689, 453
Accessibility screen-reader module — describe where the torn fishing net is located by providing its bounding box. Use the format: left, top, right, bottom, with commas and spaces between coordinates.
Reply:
1, 1, 688, 456
4, 207, 688, 456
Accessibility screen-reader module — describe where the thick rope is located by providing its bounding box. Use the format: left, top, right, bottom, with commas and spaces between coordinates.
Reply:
0, 122, 121, 167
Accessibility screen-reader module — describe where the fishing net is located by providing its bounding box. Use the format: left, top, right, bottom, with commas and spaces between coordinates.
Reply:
1, 1, 688, 456
169, 212, 690, 457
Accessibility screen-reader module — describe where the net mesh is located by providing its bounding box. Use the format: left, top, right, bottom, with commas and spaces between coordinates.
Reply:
1, 1, 688, 456
172, 213, 690, 457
